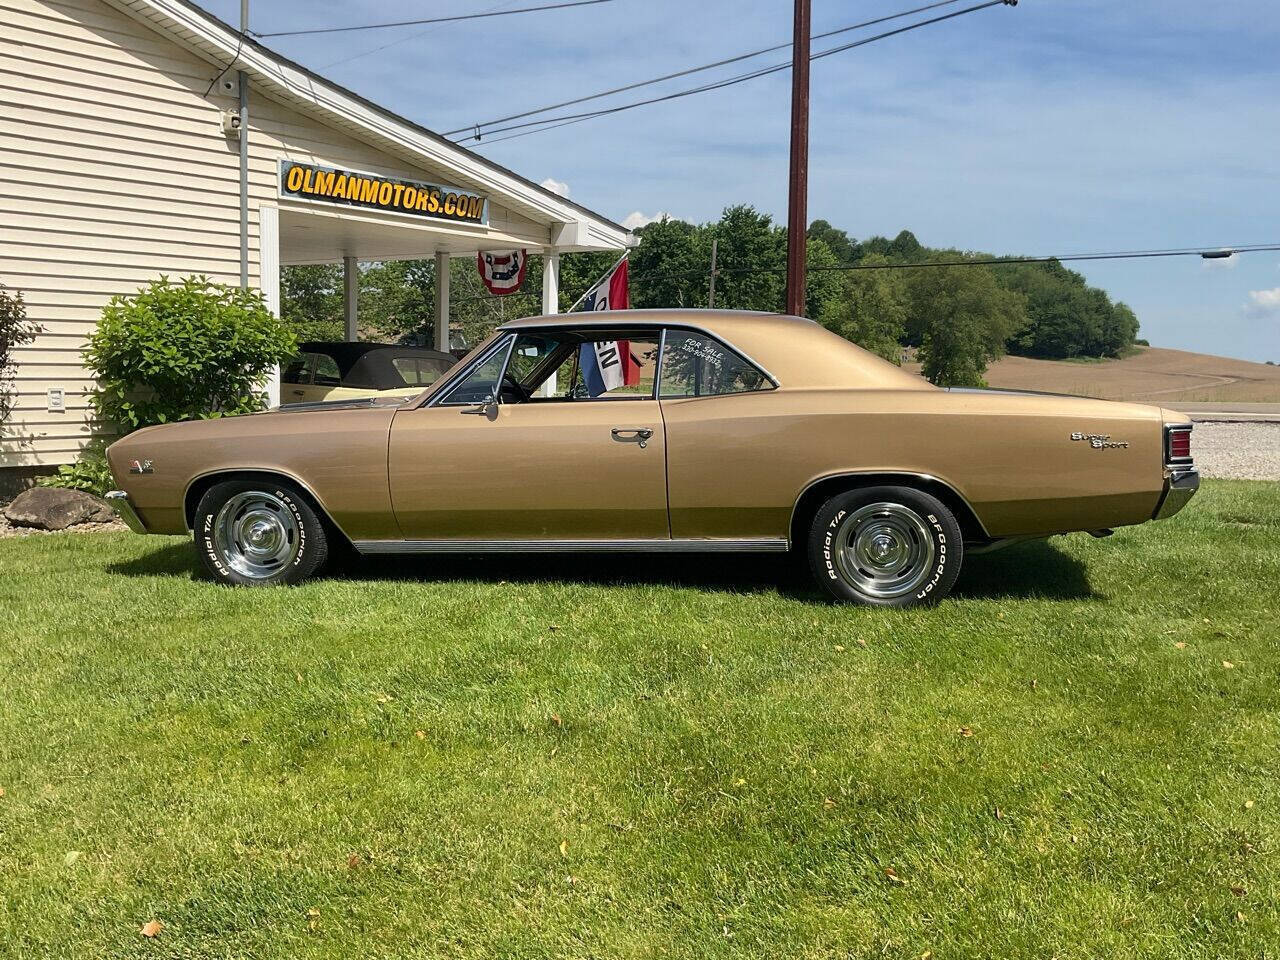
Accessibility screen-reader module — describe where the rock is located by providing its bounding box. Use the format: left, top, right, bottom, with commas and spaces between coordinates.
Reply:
3, 487, 115, 530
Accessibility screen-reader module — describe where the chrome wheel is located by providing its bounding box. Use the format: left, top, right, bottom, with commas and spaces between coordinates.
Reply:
213, 491, 298, 580
832, 502, 936, 600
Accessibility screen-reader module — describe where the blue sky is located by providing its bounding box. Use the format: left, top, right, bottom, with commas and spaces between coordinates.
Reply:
207, 0, 1279, 361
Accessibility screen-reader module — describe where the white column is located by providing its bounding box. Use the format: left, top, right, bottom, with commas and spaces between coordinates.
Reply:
434, 250, 450, 352
541, 250, 560, 315
258, 205, 281, 407
540, 250, 560, 396
343, 256, 359, 342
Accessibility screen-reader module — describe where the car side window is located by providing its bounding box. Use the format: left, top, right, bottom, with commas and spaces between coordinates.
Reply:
516, 335, 659, 401
439, 337, 513, 405
282, 354, 311, 385
392, 357, 452, 387
313, 353, 341, 387
658, 332, 771, 397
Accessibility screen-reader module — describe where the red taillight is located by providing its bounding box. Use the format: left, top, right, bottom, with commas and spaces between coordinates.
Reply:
1168, 427, 1192, 461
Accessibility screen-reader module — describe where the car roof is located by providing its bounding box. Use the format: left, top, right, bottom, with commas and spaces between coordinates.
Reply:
499, 308, 781, 331
299, 341, 454, 364
298, 342, 456, 389
495, 310, 928, 391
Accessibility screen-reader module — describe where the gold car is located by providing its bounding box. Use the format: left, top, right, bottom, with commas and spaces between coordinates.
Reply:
104, 310, 1198, 607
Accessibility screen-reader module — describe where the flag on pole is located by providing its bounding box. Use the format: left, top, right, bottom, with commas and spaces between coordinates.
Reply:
477, 249, 527, 295
580, 339, 640, 396
575, 256, 629, 312
573, 254, 635, 396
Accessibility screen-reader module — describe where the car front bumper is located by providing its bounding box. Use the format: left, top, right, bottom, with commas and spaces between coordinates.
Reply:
105, 490, 148, 534
1153, 468, 1200, 521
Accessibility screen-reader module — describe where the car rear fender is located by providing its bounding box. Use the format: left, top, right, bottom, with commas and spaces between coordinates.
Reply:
790, 471, 991, 548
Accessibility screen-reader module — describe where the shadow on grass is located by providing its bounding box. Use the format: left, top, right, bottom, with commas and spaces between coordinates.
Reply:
106, 537, 1095, 602
954, 539, 1095, 601
106, 541, 201, 579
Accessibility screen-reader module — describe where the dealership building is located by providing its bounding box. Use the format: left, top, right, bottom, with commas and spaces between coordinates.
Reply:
1, 0, 632, 482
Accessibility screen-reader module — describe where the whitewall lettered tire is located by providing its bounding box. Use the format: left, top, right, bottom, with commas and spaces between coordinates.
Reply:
808, 486, 963, 607
194, 479, 329, 586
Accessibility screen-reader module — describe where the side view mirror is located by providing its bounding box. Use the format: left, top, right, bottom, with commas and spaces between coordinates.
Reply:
461, 393, 498, 420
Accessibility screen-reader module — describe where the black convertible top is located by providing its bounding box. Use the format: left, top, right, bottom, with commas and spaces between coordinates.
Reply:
299, 342, 457, 390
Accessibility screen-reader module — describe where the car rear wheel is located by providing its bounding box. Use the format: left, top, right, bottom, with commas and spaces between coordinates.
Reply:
808, 486, 963, 607
194, 479, 328, 586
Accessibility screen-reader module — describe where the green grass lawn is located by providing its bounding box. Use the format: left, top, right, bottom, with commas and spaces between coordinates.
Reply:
2, 480, 1278, 959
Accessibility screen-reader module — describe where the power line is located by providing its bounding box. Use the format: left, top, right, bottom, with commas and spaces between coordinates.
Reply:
321, 0, 521, 70
256, 0, 615, 38
456, 0, 1016, 145
635, 244, 1280, 285
443, 0, 967, 138
429, 244, 1278, 309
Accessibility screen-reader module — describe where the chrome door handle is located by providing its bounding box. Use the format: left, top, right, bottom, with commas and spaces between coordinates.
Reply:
611, 427, 653, 448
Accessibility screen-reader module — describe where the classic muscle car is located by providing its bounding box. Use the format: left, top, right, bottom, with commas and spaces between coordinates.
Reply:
104, 310, 1199, 607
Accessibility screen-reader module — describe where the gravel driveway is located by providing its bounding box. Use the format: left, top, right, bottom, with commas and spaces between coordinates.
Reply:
1191, 421, 1280, 481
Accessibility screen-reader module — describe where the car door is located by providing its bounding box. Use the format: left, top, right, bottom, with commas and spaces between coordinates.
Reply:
281, 352, 315, 403
283, 351, 343, 403
387, 332, 669, 542
656, 329, 784, 540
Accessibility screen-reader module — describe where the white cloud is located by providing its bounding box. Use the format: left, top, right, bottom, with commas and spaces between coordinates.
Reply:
539, 177, 570, 198
1244, 287, 1280, 318
622, 210, 679, 230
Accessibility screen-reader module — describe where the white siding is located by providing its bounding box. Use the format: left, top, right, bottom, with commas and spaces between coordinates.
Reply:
1, 0, 549, 468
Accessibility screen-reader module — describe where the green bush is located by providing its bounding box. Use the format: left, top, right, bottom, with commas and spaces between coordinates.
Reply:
85, 276, 296, 431
37, 441, 114, 497
1, 282, 42, 422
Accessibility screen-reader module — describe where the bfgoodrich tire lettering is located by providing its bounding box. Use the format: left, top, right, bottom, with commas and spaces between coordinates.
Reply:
194, 479, 329, 586
807, 486, 963, 607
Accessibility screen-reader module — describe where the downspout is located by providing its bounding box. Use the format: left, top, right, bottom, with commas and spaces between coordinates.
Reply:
238, 67, 248, 288
238, 0, 249, 288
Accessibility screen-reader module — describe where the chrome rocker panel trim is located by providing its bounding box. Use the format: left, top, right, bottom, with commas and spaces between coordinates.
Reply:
105, 490, 148, 534
355, 538, 790, 555
1153, 468, 1199, 521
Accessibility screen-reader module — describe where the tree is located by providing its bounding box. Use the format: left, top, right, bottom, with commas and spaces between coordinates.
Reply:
818, 256, 909, 363
908, 266, 1024, 386
0, 282, 41, 423
280, 264, 343, 342
629, 217, 701, 308
1098, 300, 1140, 357
887, 229, 925, 261
807, 219, 858, 264
85, 276, 296, 430
701, 205, 786, 312
360, 259, 437, 343
803, 235, 845, 321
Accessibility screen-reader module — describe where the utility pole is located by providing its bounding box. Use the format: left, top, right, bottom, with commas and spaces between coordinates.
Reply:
707, 238, 719, 308
785, 0, 811, 317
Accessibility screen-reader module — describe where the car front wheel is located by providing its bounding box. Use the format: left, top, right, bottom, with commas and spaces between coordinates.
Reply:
808, 486, 963, 607
194, 479, 329, 586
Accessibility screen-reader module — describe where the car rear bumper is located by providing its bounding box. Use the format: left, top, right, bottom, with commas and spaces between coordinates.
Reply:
105, 490, 148, 534
1153, 469, 1199, 521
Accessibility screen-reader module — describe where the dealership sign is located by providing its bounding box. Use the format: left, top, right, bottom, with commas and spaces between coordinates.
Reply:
280, 161, 487, 225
